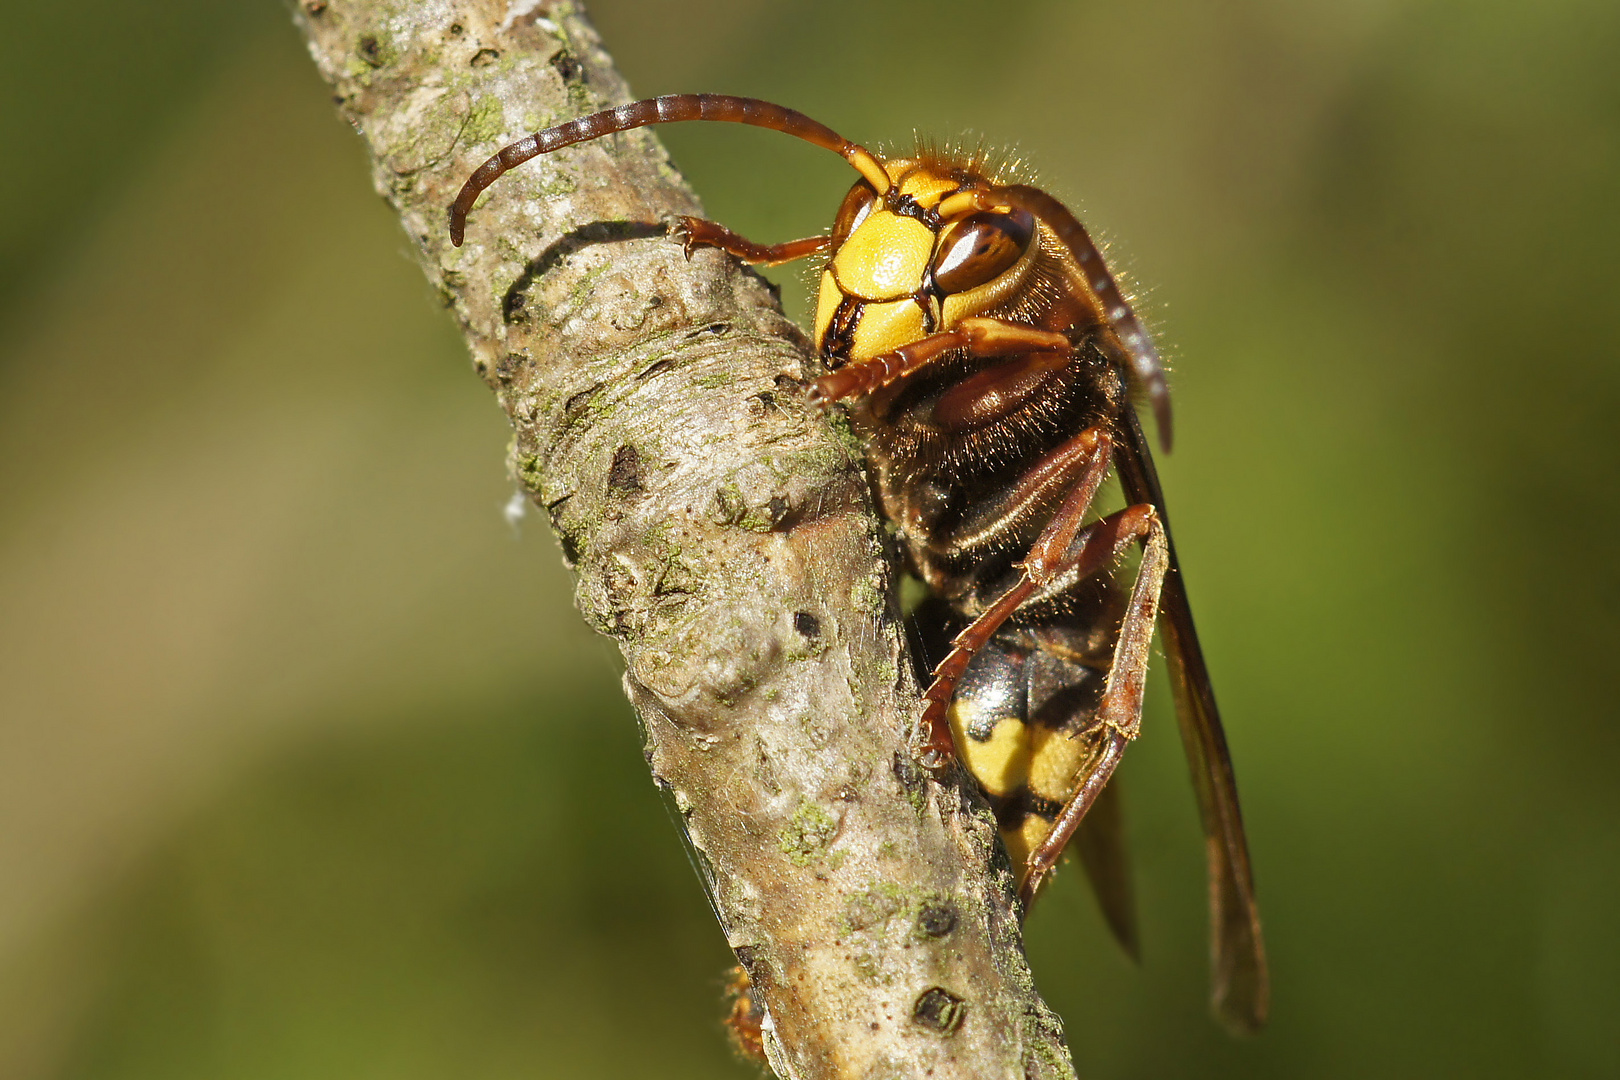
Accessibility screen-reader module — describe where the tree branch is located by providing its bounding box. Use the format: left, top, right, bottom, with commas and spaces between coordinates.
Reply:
292, 2, 1078, 1076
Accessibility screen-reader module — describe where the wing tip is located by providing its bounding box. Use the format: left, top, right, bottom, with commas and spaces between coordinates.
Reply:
1214, 982, 1270, 1036
1211, 905, 1270, 1034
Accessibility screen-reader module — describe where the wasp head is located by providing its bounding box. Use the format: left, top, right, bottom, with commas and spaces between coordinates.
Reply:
813, 162, 1038, 367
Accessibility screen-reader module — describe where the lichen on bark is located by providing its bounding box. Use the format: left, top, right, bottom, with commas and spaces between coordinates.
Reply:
292, 2, 1079, 1077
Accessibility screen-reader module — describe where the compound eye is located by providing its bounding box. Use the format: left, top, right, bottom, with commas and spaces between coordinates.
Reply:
831, 181, 878, 247
931, 210, 1035, 294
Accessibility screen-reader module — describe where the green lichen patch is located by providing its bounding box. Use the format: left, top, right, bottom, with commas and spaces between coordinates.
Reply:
531, 171, 577, 199
843, 882, 909, 934
839, 884, 960, 986
768, 444, 852, 485
736, 500, 786, 534
355, 32, 397, 69
496, 234, 527, 266
709, 482, 786, 534
821, 407, 868, 462
890, 753, 931, 817
556, 262, 612, 323
778, 800, 838, 867
513, 452, 544, 493
849, 572, 887, 617
461, 93, 507, 148
842, 882, 957, 941
693, 371, 735, 390
851, 952, 883, 986
784, 621, 830, 662
1019, 1017, 1075, 1080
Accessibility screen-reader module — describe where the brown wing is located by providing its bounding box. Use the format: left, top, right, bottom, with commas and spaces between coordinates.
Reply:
1115, 406, 1270, 1033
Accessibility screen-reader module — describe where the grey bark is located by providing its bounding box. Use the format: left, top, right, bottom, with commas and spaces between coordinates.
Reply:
292, 2, 1078, 1077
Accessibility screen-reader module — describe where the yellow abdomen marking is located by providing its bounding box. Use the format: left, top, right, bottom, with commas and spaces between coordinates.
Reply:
949, 704, 1030, 799
1006, 816, 1052, 881
951, 693, 1098, 882
1026, 724, 1091, 806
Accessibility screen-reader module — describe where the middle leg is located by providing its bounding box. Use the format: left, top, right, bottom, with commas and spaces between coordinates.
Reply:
914, 427, 1122, 769
812, 317, 1071, 405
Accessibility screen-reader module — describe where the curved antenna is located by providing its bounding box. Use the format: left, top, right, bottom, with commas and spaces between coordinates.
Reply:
448, 94, 889, 246
939, 185, 1173, 452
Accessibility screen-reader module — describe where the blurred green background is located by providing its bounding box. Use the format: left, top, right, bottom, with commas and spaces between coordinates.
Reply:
2, 0, 1616, 1076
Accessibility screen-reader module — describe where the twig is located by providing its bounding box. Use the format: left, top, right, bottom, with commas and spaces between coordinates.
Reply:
291, 2, 1078, 1076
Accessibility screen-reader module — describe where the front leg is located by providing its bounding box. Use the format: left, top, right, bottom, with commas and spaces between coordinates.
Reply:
811, 317, 1071, 405
672, 216, 831, 267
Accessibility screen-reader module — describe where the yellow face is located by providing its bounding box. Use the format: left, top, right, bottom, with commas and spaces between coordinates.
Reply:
813, 161, 1039, 366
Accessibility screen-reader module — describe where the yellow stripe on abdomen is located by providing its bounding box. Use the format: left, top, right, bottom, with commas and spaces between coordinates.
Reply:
949, 700, 1031, 799
1026, 723, 1092, 806
954, 693, 1102, 881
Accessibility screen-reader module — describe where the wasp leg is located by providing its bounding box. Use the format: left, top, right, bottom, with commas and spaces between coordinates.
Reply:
915, 430, 1121, 768
1019, 505, 1169, 906
913, 427, 1107, 562
917, 502, 1162, 771
671, 216, 831, 267
811, 318, 1070, 404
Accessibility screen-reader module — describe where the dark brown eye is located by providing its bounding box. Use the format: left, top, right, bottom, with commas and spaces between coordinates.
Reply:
931, 210, 1035, 294
831, 181, 878, 247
